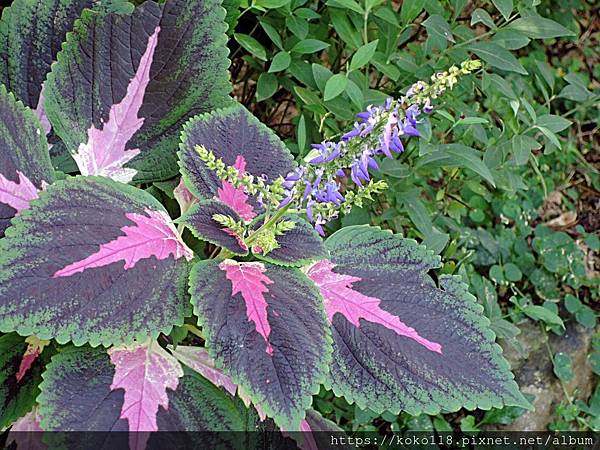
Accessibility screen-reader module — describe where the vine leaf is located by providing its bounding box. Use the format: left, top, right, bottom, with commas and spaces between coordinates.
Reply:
308, 225, 530, 415
0, 176, 191, 347
109, 341, 184, 450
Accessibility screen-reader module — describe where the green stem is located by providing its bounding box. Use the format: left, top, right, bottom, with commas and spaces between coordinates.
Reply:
185, 324, 205, 339
246, 203, 292, 246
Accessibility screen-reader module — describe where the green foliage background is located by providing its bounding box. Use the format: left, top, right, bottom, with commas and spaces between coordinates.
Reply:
222, 0, 599, 432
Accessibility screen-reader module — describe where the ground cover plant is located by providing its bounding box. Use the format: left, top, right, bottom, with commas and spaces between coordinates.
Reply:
0, 0, 598, 448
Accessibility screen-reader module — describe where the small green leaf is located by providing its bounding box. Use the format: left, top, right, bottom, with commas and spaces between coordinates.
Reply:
491, 0, 512, 21
509, 16, 575, 39
492, 30, 530, 50
468, 42, 527, 75
553, 352, 573, 382
254, 0, 290, 8
260, 21, 284, 50
522, 305, 564, 328
575, 307, 597, 329
423, 14, 455, 43
269, 52, 291, 73
234, 33, 267, 61
535, 126, 561, 149
312, 64, 333, 93
512, 134, 541, 165
297, 115, 307, 153
471, 8, 495, 28
326, 0, 364, 14
504, 263, 522, 282
535, 115, 572, 133
350, 40, 379, 71
291, 39, 330, 54
454, 117, 489, 126
256, 73, 278, 101
345, 79, 364, 109
400, 0, 425, 24
323, 73, 348, 101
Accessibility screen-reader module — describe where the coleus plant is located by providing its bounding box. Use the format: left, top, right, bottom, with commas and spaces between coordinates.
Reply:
0, 0, 530, 447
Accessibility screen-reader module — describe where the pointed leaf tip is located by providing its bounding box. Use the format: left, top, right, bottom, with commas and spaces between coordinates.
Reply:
73, 27, 160, 183
219, 260, 274, 355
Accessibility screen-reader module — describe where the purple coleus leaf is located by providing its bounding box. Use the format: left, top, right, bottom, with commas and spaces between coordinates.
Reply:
168, 345, 237, 396
179, 103, 294, 206
307, 259, 442, 353
45, 0, 232, 183
190, 259, 332, 429
7, 408, 47, 450
0, 0, 106, 111
0, 176, 191, 347
179, 198, 249, 256
71, 27, 159, 183
219, 260, 274, 355
309, 225, 530, 415
217, 155, 256, 222
54, 208, 192, 278
37, 345, 259, 444
180, 105, 322, 266
0, 86, 55, 236
109, 341, 183, 450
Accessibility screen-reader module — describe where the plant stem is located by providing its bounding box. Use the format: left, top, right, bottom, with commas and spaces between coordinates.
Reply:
245, 203, 292, 246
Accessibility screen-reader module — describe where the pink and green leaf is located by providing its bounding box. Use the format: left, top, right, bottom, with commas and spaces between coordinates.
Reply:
0, 334, 45, 429
71, 27, 160, 183
310, 225, 530, 415
179, 198, 249, 256
168, 345, 237, 396
0, 176, 191, 347
0, 86, 55, 236
109, 341, 183, 450
45, 0, 232, 183
179, 104, 295, 203
37, 345, 258, 444
189, 259, 332, 430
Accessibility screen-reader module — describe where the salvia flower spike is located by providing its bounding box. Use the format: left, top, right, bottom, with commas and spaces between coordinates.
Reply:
196, 59, 481, 244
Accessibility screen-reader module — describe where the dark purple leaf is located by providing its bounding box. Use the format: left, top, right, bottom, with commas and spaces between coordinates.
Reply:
45, 0, 231, 183
190, 259, 332, 429
179, 199, 249, 256
0, 0, 109, 111
0, 176, 192, 347
0, 86, 55, 237
179, 104, 295, 203
251, 216, 327, 267
307, 225, 529, 415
